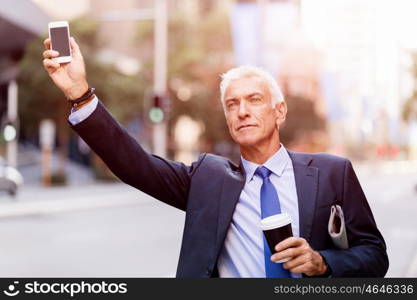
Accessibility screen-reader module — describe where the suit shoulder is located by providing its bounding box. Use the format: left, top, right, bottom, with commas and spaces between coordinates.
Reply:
196, 153, 240, 171
204, 153, 239, 166
288, 150, 349, 167
310, 152, 350, 165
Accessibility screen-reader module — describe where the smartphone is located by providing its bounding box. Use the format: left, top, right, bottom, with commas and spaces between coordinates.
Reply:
48, 21, 72, 63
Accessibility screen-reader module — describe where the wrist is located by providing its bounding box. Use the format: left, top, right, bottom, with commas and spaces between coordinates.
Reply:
317, 251, 331, 276
320, 261, 328, 275
72, 95, 95, 111
68, 87, 95, 110
65, 82, 89, 100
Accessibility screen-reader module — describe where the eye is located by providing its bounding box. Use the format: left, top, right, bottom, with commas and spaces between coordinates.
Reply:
226, 101, 238, 109
250, 97, 262, 103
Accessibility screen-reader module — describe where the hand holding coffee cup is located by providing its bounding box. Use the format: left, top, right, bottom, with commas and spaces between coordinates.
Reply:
263, 215, 330, 276
260, 213, 293, 263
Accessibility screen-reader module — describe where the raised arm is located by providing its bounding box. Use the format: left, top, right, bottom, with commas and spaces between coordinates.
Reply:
42, 37, 196, 210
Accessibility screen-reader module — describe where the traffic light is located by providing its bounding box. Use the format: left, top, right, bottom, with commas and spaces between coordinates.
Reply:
3, 122, 17, 142
149, 94, 165, 123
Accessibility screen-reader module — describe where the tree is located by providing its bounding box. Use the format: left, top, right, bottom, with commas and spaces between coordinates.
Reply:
279, 95, 327, 152
134, 5, 236, 159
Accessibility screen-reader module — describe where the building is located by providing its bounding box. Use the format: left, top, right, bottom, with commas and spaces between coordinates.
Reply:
0, 0, 49, 166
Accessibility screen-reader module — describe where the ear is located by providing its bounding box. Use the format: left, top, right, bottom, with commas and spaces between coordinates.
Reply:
275, 101, 287, 126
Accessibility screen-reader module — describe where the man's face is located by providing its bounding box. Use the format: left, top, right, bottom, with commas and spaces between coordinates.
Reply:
223, 75, 286, 148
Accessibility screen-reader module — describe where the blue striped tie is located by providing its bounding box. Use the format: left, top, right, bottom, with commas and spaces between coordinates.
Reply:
256, 166, 291, 278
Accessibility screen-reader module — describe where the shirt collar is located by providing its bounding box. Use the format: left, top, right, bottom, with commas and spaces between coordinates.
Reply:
240, 144, 290, 184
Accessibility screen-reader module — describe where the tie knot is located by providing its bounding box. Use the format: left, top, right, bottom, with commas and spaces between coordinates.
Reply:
255, 166, 272, 179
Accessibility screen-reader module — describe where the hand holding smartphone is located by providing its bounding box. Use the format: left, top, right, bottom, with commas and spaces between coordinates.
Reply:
48, 21, 72, 63
43, 22, 89, 100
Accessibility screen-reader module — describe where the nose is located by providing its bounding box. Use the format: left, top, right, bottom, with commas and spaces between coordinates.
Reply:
238, 101, 249, 119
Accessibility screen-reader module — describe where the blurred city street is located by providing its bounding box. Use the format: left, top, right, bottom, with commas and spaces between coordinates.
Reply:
356, 161, 417, 277
0, 160, 416, 277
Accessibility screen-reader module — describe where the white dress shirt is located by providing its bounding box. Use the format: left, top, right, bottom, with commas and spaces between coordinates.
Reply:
217, 146, 301, 277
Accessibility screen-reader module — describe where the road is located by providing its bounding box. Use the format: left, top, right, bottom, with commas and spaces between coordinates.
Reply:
0, 184, 184, 277
0, 160, 416, 277
355, 161, 417, 277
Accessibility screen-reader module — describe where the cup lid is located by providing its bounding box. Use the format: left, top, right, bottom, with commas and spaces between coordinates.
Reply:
260, 213, 291, 231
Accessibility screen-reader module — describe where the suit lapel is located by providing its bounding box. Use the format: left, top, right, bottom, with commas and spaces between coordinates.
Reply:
213, 151, 318, 260
214, 166, 246, 258
288, 151, 319, 241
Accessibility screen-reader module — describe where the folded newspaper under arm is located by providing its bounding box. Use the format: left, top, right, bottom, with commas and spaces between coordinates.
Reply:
328, 204, 349, 249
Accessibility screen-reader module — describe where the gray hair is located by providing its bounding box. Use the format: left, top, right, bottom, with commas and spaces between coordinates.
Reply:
219, 65, 285, 108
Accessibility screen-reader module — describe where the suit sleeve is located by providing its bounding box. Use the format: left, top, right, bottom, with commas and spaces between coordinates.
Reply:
318, 160, 389, 277
70, 101, 199, 211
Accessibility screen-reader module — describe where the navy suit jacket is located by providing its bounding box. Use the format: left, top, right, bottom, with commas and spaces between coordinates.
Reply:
71, 102, 389, 277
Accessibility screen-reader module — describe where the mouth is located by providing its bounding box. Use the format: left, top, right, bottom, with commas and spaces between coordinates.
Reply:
237, 124, 257, 131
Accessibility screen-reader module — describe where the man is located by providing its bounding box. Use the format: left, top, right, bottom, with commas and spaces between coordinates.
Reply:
42, 37, 388, 278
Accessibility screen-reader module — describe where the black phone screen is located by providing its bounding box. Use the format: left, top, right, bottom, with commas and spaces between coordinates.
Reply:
50, 27, 70, 56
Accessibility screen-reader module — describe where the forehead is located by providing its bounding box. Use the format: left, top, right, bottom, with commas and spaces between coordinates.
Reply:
224, 75, 270, 100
